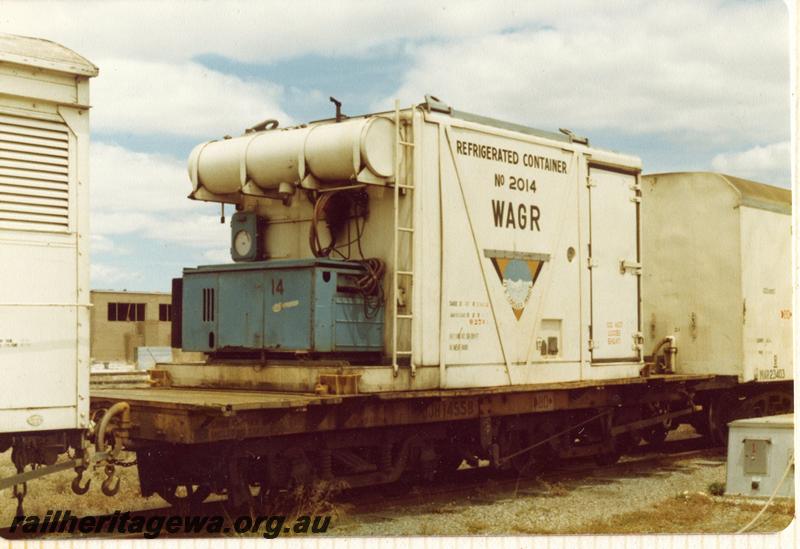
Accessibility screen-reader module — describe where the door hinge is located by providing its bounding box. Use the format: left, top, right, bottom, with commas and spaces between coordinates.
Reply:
588, 257, 597, 269
588, 339, 597, 350
586, 176, 596, 188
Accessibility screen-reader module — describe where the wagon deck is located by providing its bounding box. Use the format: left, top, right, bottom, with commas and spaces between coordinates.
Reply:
91, 373, 737, 445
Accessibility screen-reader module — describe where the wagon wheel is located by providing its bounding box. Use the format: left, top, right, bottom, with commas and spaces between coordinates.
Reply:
615, 431, 643, 454
611, 408, 644, 454
434, 450, 464, 480
708, 390, 793, 446
594, 449, 621, 466
641, 402, 673, 447
642, 427, 668, 446
508, 430, 549, 477
740, 390, 793, 419
156, 484, 212, 507
707, 395, 733, 446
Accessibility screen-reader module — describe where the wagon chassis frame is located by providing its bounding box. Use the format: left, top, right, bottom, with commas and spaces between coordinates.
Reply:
84, 373, 759, 507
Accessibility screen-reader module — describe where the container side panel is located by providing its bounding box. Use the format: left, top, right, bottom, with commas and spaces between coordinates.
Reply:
0, 307, 77, 410
0, 109, 86, 432
264, 269, 313, 351
0, 64, 78, 105
416, 119, 441, 367
333, 297, 384, 350
218, 271, 265, 350
439, 123, 585, 386
739, 206, 792, 382
2, 261, 80, 420
641, 173, 743, 376
1, 407, 82, 434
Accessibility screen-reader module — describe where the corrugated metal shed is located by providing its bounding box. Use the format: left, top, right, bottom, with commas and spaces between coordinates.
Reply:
646, 171, 791, 214
0, 33, 98, 77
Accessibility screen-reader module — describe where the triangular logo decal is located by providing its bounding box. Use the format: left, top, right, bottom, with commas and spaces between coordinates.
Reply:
489, 257, 544, 320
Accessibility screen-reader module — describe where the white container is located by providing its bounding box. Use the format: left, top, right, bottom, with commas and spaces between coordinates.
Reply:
0, 34, 97, 433
641, 172, 792, 383
725, 413, 794, 498
178, 106, 644, 392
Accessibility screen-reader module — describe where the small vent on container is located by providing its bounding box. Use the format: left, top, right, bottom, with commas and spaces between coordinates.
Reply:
0, 113, 70, 232
202, 288, 215, 322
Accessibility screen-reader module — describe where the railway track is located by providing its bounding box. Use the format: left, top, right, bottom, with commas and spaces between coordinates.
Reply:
340, 432, 723, 512
2, 432, 723, 539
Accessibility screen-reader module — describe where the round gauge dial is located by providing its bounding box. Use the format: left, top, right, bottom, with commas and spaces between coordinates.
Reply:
233, 229, 253, 257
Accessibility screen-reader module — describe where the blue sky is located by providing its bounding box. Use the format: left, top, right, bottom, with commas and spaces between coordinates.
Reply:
2, 1, 791, 291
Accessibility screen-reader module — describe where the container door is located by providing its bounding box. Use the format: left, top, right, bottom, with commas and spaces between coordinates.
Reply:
589, 167, 641, 362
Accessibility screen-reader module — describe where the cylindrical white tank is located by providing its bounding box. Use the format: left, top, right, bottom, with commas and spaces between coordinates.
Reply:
247, 129, 308, 189
189, 127, 309, 194
188, 116, 395, 196
305, 117, 395, 180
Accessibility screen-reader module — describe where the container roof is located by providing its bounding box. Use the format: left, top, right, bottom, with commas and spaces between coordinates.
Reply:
644, 171, 791, 215
0, 33, 98, 77
728, 413, 793, 429
720, 173, 791, 213
91, 290, 171, 296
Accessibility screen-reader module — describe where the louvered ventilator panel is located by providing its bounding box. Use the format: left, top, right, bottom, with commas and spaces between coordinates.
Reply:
0, 113, 70, 232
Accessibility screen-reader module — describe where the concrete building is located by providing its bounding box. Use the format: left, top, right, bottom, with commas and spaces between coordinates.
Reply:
90, 290, 172, 363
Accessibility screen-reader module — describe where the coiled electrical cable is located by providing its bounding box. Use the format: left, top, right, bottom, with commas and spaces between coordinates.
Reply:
308, 189, 386, 318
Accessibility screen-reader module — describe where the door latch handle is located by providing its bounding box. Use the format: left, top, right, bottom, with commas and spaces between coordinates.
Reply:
619, 260, 642, 275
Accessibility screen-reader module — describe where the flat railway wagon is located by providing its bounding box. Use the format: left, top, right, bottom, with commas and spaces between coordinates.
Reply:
84, 99, 791, 507
0, 32, 789, 508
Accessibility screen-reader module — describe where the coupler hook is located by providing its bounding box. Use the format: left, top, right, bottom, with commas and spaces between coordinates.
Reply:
101, 464, 120, 497
71, 465, 91, 495
12, 480, 27, 517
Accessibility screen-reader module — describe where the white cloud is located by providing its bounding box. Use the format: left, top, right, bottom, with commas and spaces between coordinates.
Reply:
92, 59, 291, 137
2, 1, 788, 146
90, 233, 129, 255
381, 2, 789, 145
0, 1, 580, 63
711, 141, 790, 186
91, 142, 195, 213
92, 210, 229, 248
91, 262, 142, 288
203, 248, 232, 264
90, 142, 230, 257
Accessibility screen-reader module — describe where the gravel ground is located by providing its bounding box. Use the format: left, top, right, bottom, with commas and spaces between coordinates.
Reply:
329, 436, 793, 536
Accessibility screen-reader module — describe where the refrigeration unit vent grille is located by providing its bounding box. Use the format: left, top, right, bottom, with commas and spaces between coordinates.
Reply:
0, 113, 70, 232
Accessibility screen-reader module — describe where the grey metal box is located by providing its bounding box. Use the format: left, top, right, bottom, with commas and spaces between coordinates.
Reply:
726, 413, 794, 498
